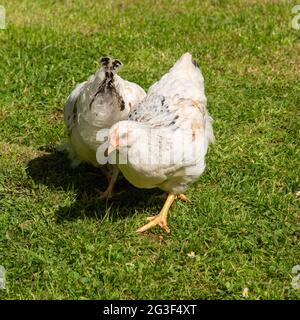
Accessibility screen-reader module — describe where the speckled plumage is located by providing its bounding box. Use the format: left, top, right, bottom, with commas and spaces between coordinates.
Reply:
107, 53, 215, 195
63, 58, 146, 168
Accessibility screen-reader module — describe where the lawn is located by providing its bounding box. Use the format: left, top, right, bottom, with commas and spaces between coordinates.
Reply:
0, 0, 299, 299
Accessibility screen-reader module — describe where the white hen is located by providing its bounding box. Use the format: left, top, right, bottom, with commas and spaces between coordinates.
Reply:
103, 53, 214, 232
64, 57, 146, 199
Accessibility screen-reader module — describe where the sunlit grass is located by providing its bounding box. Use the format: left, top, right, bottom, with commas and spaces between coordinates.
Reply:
0, 0, 299, 299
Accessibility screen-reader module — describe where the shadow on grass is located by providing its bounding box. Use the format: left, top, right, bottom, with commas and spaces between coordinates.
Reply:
26, 150, 162, 223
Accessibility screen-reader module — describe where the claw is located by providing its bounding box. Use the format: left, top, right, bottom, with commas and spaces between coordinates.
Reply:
136, 193, 175, 234
98, 189, 112, 201
176, 194, 191, 203
136, 215, 170, 233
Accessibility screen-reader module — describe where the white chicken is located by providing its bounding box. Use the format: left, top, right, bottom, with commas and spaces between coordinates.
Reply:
63, 57, 146, 199
102, 53, 214, 232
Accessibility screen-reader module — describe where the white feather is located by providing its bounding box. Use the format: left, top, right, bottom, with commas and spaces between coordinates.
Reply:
63, 58, 146, 168
107, 52, 214, 195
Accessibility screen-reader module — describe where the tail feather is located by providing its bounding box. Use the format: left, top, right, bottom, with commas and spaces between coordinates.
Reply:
89, 57, 124, 111
100, 57, 123, 76
171, 52, 200, 72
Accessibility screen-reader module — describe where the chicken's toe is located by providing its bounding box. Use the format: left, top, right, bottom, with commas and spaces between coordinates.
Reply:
136, 215, 170, 233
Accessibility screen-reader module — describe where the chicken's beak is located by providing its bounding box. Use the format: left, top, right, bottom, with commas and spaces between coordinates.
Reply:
107, 127, 122, 156
107, 143, 116, 156
107, 131, 119, 155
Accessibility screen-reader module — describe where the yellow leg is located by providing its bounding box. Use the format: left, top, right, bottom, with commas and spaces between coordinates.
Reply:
176, 193, 191, 203
136, 194, 176, 233
99, 167, 119, 200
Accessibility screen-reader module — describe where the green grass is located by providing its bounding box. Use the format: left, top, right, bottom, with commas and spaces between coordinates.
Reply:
0, 0, 300, 299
